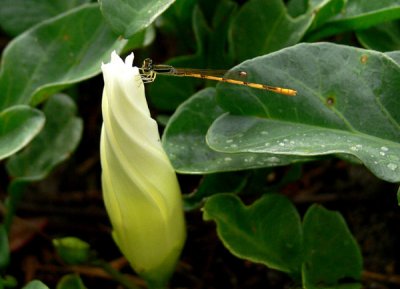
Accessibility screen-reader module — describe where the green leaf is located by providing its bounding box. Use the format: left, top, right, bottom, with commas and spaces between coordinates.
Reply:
163, 88, 311, 174
387, 50, 400, 65
158, 0, 198, 53
0, 225, 10, 270
184, 172, 248, 210
146, 5, 207, 111
22, 280, 50, 289
0, 4, 125, 110
357, 20, 400, 52
4, 94, 82, 233
122, 26, 155, 53
56, 275, 87, 289
308, 0, 400, 40
0, 0, 90, 36
147, 55, 202, 111
203, 194, 303, 276
302, 205, 362, 288
185, 166, 302, 210
99, 0, 175, 38
230, 0, 313, 61
0, 276, 17, 288
6, 94, 83, 179
148, 2, 238, 111
308, 0, 346, 31
287, 0, 308, 17
207, 43, 400, 182
206, 0, 238, 67
0, 105, 44, 161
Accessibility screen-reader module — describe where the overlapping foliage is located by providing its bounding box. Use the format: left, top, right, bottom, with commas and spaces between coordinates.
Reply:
0, 0, 399, 288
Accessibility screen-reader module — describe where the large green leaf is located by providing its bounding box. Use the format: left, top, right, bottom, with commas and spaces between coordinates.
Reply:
0, 105, 44, 161
6, 94, 83, 179
0, 0, 89, 36
0, 4, 125, 110
302, 205, 362, 289
229, 0, 313, 61
308, 0, 400, 40
163, 88, 310, 173
203, 194, 303, 276
207, 43, 400, 182
357, 20, 400, 52
99, 0, 175, 38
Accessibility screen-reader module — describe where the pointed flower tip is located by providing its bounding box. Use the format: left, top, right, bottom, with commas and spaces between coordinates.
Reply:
110, 50, 135, 67
124, 52, 134, 66
102, 51, 140, 84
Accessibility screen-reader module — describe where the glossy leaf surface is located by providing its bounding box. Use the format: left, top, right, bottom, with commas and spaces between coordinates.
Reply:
207, 43, 400, 182
163, 88, 310, 173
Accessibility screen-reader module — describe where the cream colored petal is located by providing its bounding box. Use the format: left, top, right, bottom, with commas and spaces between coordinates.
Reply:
100, 51, 185, 284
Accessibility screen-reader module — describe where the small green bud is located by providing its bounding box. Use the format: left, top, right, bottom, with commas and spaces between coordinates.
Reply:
53, 237, 90, 265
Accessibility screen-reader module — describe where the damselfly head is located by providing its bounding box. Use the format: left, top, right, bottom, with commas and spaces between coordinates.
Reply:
141, 58, 153, 73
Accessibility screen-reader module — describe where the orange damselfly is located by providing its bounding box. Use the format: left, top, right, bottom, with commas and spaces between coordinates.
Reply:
139, 58, 297, 96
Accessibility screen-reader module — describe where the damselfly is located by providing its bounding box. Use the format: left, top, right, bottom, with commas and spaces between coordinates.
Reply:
139, 58, 297, 96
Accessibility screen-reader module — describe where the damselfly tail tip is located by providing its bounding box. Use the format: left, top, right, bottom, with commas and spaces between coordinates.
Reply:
285, 89, 297, 96
274, 87, 297, 96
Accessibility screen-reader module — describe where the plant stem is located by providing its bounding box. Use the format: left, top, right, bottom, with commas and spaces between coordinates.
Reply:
93, 260, 142, 289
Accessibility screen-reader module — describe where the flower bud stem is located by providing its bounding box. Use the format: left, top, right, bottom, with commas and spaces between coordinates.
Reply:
92, 259, 143, 289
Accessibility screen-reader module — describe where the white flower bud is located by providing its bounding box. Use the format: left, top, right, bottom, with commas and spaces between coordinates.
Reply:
100, 51, 185, 287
